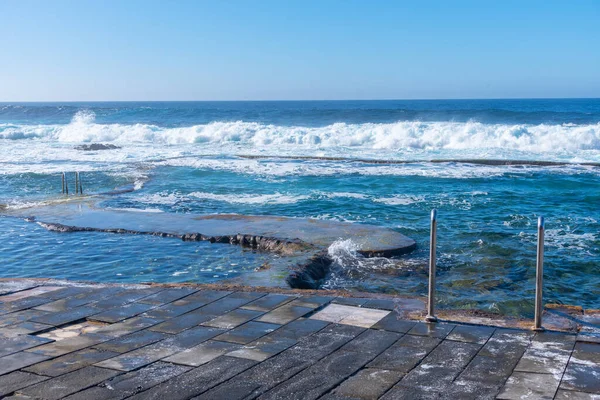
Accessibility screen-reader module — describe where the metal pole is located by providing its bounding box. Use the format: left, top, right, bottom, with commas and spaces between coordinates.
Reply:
61, 172, 65, 194
75, 172, 79, 194
64, 173, 68, 195
79, 172, 83, 194
426, 209, 438, 322
533, 216, 545, 331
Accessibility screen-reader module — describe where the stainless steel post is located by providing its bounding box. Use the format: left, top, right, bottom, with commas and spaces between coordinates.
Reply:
533, 216, 545, 331
79, 172, 83, 194
426, 209, 438, 322
75, 172, 79, 194
61, 172, 65, 194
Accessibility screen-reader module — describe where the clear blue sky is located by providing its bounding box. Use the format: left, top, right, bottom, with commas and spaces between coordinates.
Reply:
1, 0, 598, 101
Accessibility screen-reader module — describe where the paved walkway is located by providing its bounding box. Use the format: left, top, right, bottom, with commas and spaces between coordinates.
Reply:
0, 281, 598, 400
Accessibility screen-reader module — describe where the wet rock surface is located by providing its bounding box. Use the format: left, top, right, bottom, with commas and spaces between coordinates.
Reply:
74, 143, 121, 151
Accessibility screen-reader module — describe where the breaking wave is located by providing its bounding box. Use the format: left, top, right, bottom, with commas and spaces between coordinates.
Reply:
1, 110, 600, 155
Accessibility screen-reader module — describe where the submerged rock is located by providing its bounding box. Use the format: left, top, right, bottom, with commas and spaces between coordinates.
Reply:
74, 143, 121, 151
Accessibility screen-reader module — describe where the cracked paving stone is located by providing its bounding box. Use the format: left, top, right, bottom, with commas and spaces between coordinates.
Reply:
227, 336, 297, 362
164, 340, 241, 366
24, 348, 120, 377
90, 302, 156, 323
0, 371, 49, 397
94, 329, 168, 353
25, 333, 112, 357
0, 334, 53, 357
17, 366, 120, 400
91, 316, 164, 338
28, 305, 100, 326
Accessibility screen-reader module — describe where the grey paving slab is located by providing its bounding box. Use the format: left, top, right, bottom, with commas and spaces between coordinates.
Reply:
195, 324, 365, 400
95, 326, 224, 371
148, 309, 214, 334
532, 331, 577, 351
0, 351, 51, 376
33, 296, 96, 313
330, 368, 402, 400
91, 316, 164, 338
136, 287, 199, 305
292, 295, 334, 308
257, 303, 315, 324
368, 342, 430, 372
227, 335, 297, 362
164, 339, 241, 366
41, 286, 97, 300
0, 297, 54, 315
380, 384, 443, 400
0, 321, 54, 338
407, 321, 456, 339
267, 317, 329, 341
215, 321, 281, 344
394, 333, 441, 351
89, 302, 156, 323
372, 313, 417, 333
422, 340, 481, 369
514, 346, 572, 376
202, 308, 264, 329
258, 350, 379, 400
446, 324, 495, 344
24, 347, 120, 377
479, 328, 532, 359
0, 371, 49, 397
341, 328, 401, 356
455, 355, 519, 389
399, 365, 463, 392
331, 297, 369, 307
555, 389, 600, 399
571, 341, 600, 364
441, 383, 500, 400
363, 298, 397, 310
25, 333, 112, 357
0, 309, 49, 328
90, 287, 164, 309
195, 291, 266, 315
127, 356, 257, 400
0, 334, 53, 357
63, 361, 191, 400
17, 366, 120, 400
241, 293, 296, 312
94, 329, 168, 353
28, 305, 100, 326
497, 371, 561, 399
143, 290, 232, 319
560, 361, 600, 394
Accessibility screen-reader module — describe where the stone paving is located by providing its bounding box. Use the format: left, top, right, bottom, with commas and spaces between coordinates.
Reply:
0, 280, 599, 400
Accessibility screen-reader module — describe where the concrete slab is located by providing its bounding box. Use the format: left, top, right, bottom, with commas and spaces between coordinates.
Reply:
310, 304, 390, 328
202, 308, 264, 329
164, 340, 241, 366
446, 324, 495, 344
560, 362, 600, 394
215, 321, 281, 344
331, 368, 401, 399
407, 321, 456, 339
0, 351, 51, 376
23, 348, 120, 377
93, 329, 168, 353
0, 334, 53, 357
227, 336, 297, 362
497, 371, 561, 399
0, 371, 49, 397
257, 303, 314, 324
241, 293, 296, 312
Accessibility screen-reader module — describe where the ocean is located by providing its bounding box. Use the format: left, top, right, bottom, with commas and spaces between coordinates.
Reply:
1, 99, 599, 317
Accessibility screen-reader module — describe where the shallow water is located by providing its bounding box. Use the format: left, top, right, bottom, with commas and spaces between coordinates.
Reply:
1, 100, 599, 317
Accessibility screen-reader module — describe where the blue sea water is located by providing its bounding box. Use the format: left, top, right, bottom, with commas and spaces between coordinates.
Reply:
1, 99, 599, 316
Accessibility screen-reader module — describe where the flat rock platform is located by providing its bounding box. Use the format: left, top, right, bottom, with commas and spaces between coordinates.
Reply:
0, 279, 599, 400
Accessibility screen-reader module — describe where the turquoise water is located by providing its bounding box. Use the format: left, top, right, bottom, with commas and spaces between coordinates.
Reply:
1, 100, 599, 316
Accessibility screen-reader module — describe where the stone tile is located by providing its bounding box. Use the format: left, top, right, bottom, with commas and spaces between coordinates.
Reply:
395, 333, 441, 351
532, 331, 577, 351
0, 281, 40, 297
446, 324, 495, 344
17, 366, 120, 400
400, 365, 462, 392
292, 295, 334, 308
41, 286, 96, 300
258, 350, 379, 400
227, 336, 297, 362
0, 287, 63, 302
196, 291, 265, 315
332, 368, 401, 399
90, 287, 164, 309
479, 329, 532, 359
341, 329, 401, 356
331, 297, 369, 307
92, 316, 164, 338
368, 343, 430, 372
95, 326, 224, 371
165, 340, 241, 366
28, 305, 100, 326
195, 324, 365, 400
0, 351, 51, 376
497, 371, 561, 399
0, 296, 54, 315
267, 318, 329, 341
311, 304, 390, 328
380, 384, 443, 400
571, 341, 600, 364
202, 308, 263, 329
0, 371, 49, 397
215, 321, 281, 344
555, 389, 600, 399
0, 309, 49, 328
0, 334, 53, 357
560, 362, 600, 394
0, 322, 54, 338
407, 322, 456, 339
24, 348, 119, 377
372, 313, 417, 333
148, 310, 214, 334
94, 329, 168, 353
514, 347, 571, 376
34, 296, 96, 313
577, 333, 600, 344
442, 383, 500, 400
363, 299, 397, 310
25, 333, 112, 357
137, 287, 199, 305
37, 320, 108, 341
257, 303, 314, 324
90, 302, 156, 323
241, 293, 296, 312
63, 362, 191, 400
127, 356, 257, 400
455, 355, 519, 389
423, 340, 482, 370
143, 291, 231, 319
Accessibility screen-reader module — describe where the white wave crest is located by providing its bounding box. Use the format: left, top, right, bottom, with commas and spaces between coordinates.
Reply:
2, 113, 600, 154
189, 191, 309, 205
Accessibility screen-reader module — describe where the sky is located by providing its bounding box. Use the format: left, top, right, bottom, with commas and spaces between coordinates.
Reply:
0, 0, 599, 101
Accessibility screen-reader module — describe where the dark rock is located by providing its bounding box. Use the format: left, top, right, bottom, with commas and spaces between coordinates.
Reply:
286, 253, 333, 289
74, 143, 121, 151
